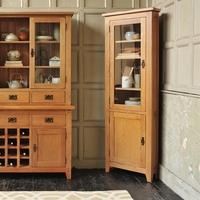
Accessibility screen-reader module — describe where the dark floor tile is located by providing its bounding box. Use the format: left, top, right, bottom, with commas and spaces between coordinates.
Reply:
0, 169, 183, 200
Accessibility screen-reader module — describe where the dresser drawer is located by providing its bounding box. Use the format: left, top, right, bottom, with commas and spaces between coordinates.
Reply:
0, 91, 29, 103
32, 112, 66, 127
0, 112, 30, 127
31, 91, 65, 103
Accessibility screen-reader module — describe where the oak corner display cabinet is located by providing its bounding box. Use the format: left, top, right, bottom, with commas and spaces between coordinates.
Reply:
0, 10, 74, 179
103, 8, 160, 182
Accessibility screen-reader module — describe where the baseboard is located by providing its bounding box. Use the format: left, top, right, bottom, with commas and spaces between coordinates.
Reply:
73, 159, 104, 169
159, 165, 200, 200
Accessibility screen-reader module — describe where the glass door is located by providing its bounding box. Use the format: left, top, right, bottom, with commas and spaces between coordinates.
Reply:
30, 17, 65, 88
110, 18, 146, 111
0, 18, 30, 89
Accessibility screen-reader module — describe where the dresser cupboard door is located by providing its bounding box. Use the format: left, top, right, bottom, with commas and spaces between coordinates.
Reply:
32, 128, 65, 167
110, 112, 145, 168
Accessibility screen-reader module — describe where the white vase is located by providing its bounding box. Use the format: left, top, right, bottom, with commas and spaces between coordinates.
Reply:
134, 74, 141, 88
54, 25, 60, 41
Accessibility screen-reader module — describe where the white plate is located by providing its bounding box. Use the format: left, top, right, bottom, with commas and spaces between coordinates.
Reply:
129, 97, 140, 101
125, 100, 141, 106
36, 35, 53, 41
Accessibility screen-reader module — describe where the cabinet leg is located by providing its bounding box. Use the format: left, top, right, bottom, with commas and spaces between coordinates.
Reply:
105, 163, 110, 173
65, 170, 71, 180
154, 170, 159, 180
145, 173, 153, 183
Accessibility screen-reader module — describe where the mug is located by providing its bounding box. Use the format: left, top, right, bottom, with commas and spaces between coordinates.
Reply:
52, 77, 60, 84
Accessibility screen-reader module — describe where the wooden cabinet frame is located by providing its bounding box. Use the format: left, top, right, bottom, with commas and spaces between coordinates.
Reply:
103, 8, 160, 182
0, 10, 74, 179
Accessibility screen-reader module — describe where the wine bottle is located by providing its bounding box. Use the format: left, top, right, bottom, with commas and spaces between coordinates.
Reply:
8, 159, 16, 167
0, 149, 4, 156
0, 159, 4, 166
8, 139, 17, 146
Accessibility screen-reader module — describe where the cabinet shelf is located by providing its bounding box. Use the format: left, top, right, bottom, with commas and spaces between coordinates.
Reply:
36, 41, 59, 44
20, 136, 29, 139
115, 54, 141, 60
8, 146, 17, 149
20, 156, 29, 159
0, 66, 29, 69
115, 87, 141, 91
115, 39, 141, 43
20, 146, 30, 149
35, 66, 60, 69
7, 156, 17, 159
8, 136, 17, 139
0, 41, 30, 44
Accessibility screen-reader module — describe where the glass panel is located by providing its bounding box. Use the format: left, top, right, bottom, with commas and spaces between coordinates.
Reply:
0, 68, 29, 88
35, 22, 61, 85
0, 18, 29, 89
114, 23, 141, 106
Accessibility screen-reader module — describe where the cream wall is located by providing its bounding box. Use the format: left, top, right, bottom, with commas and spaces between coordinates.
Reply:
0, 0, 147, 168
152, 0, 200, 199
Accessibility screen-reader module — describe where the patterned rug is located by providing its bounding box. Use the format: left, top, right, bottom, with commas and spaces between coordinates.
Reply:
0, 190, 133, 200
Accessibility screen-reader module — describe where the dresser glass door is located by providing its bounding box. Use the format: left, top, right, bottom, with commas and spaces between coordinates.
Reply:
31, 18, 65, 88
111, 18, 146, 110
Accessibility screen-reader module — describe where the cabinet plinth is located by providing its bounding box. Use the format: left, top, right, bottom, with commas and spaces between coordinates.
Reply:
103, 8, 159, 182
0, 10, 73, 179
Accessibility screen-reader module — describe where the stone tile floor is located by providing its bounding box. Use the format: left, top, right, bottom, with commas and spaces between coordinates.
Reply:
0, 169, 183, 200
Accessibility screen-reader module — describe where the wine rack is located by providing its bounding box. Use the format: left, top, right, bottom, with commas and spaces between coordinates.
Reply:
0, 128, 30, 168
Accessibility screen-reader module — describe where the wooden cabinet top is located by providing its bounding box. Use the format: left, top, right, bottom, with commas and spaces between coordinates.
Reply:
0, 9, 73, 16
102, 7, 160, 17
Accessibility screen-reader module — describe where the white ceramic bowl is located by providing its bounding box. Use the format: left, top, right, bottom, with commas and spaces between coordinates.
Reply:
125, 32, 140, 40
5, 33, 19, 41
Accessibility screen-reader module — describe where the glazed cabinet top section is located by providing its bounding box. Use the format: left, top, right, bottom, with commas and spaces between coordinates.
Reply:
103, 8, 159, 112
0, 11, 73, 90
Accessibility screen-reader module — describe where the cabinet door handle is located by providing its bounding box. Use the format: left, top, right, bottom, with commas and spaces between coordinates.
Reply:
142, 60, 145, 68
45, 117, 54, 123
33, 144, 37, 152
8, 117, 17, 123
9, 95, 18, 100
141, 137, 145, 145
31, 48, 35, 57
44, 95, 53, 100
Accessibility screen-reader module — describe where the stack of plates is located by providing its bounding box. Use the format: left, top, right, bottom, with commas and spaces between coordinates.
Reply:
36, 35, 53, 41
125, 97, 141, 106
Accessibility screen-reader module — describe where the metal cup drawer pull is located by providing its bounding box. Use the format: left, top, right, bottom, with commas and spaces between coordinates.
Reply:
44, 95, 54, 100
8, 117, 17, 123
45, 117, 54, 123
9, 95, 18, 100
